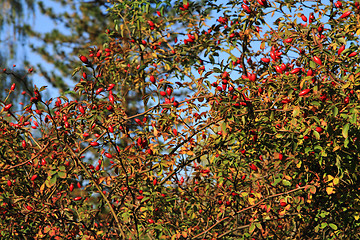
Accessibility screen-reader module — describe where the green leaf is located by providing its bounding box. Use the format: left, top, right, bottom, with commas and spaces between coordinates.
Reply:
329, 223, 338, 230
58, 171, 67, 179
333, 107, 338, 117
59, 166, 66, 172
344, 137, 349, 148
249, 223, 256, 234
313, 130, 320, 140
272, 178, 282, 186
350, 112, 357, 124
282, 179, 291, 186
320, 222, 328, 229
46, 175, 57, 188
310, 60, 316, 69
310, 101, 321, 107
72, 67, 81, 77
292, 106, 300, 117
342, 123, 349, 138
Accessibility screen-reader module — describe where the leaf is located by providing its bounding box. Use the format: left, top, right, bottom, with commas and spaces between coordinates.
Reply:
249, 223, 256, 234
46, 175, 57, 188
309, 60, 316, 69
342, 123, 349, 138
272, 178, 282, 186
282, 179, 291, 186
313, 130, 320, 140
320, 222, 328, 229
58, 171, 67, 179
309, 186, 316, 194
255, 222, 262, 229
292, 106, 300, 117
329, 223, 338, 230
72, 67, 81, 77
333, 107, 338, 117
326, 187, 335, 195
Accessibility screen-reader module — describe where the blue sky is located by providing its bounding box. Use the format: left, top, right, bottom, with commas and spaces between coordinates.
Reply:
7, 0, 335, 98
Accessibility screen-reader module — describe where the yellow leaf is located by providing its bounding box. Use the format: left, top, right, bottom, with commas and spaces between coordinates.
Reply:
356, 29, 360, 36
326, 187, 335, 195
333, 177, 339, 185
186, 151, 194, 155
40, 183, 45, 194
153, 127, 159, 137
284, 175, 292, 180
260, 41, 265, 50
248, 197, 255, 205
326, 175, 334, 182
241, 192, 248, 197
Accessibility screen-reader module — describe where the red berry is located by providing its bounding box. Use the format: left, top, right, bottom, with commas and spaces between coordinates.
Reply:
344, 97, 350, 104
249, 163, 258, 171
109, 94, 114, 104
335, 1, 342, 8
79, 55, 89, 64
315, 127, 323, 133
135, 118, 142, 125
3, 104, 12, 111
301, 14, 307, 22
313, 56, 322, 65
257, 0, 267, 6
107, 83, 115, 91
299, 89, 311, 96
338, 45, 345, 55
30, 175, 38, 181
284, 38, 293, 43
95, 88, 104, 95
26, 205, 33, 211
242, 4, 251, 13
74, 197, 82, 201
348, 52, 357, 57
147, 20, 155, 27
79, 105, 85, 114
340, 11, 351, 19
90, 142, 99, 147
290, 68, 301, 74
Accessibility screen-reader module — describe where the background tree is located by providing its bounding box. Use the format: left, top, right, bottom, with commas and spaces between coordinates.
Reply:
1, 0, 360, 239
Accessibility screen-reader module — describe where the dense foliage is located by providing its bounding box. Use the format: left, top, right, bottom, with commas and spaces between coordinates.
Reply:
1, 0, 360, 239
